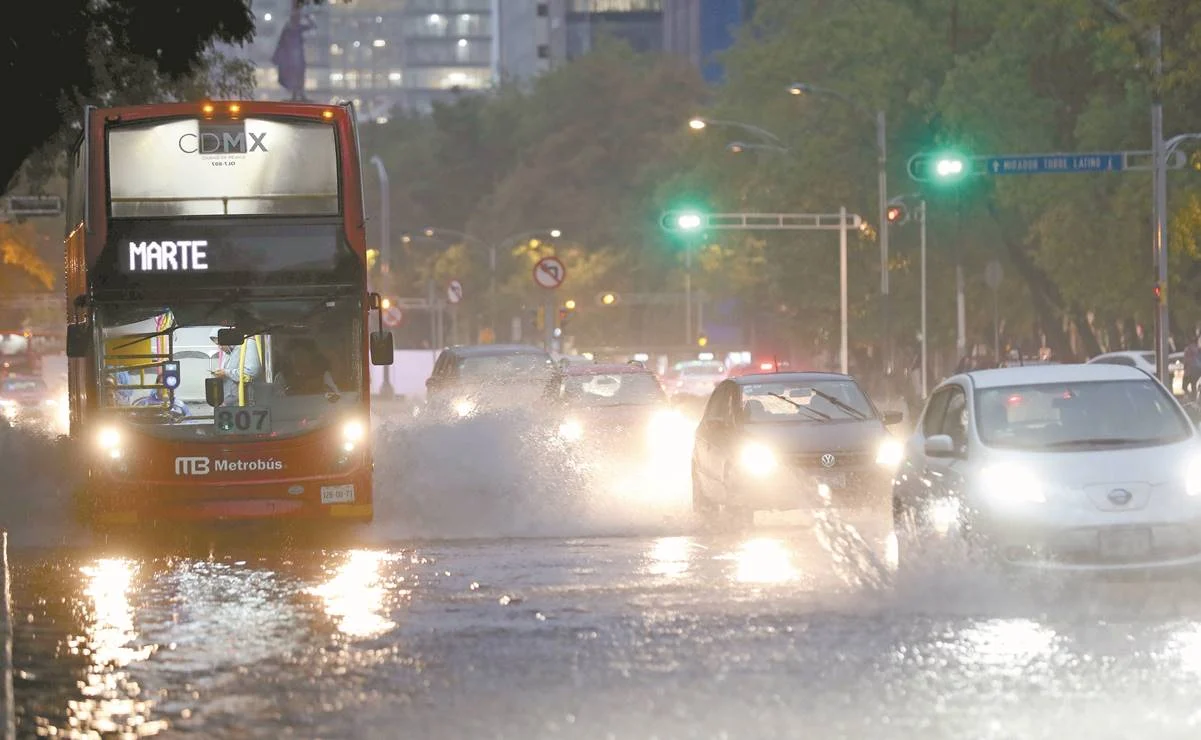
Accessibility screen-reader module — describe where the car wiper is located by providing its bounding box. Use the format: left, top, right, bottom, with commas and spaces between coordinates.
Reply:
1043, 437, 1149, 448
767, 393, 831, 421
807, 388, 868, 420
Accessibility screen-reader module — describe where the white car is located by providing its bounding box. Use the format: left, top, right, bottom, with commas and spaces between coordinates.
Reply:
1088, 350, 1185, 395
892, 363, 1201, 573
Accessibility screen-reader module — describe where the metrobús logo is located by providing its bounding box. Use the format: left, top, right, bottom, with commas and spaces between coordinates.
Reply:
174, 456, 285, 476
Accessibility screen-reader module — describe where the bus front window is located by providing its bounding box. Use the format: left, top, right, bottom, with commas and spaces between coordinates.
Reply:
94, 296, 362, 439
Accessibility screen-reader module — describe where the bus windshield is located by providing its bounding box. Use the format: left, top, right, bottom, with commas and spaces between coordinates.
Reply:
94, 295, 362, 439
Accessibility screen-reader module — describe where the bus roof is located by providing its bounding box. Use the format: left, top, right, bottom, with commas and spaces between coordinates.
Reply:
93, 100, 355, 125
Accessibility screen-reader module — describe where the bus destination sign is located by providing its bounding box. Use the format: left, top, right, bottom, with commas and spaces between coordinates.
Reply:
125, 240, 210, 272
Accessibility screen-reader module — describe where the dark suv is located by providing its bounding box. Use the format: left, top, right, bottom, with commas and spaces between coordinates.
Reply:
423, 344, 555, 419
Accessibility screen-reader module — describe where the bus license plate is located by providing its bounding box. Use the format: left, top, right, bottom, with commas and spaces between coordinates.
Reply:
1099, 528, 1152, 560
214, 407, 272, 435
321, 484, 355, 504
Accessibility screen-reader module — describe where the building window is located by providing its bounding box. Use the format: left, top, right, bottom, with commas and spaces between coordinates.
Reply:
537, 2, 549, 16
537, 44, 550, 59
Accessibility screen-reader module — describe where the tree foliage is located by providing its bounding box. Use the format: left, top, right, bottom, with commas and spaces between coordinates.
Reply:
1, 0, 261, 192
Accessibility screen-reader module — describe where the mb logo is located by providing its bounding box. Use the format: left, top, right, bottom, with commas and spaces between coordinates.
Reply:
175, 456, 211, 476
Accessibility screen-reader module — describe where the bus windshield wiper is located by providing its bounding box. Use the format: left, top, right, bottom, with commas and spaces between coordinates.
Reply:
767, 393, 831, 421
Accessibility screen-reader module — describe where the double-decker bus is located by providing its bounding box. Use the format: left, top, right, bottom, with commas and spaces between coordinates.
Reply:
64, 100, 394, 527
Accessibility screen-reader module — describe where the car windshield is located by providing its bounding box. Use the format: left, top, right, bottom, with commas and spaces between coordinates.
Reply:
458, 353, 554, 382
1, 378, 46, 394
740, 380, 873, 422
975, 379, 1191, 450
94, 295, 362, 440
557, 372, 665, 407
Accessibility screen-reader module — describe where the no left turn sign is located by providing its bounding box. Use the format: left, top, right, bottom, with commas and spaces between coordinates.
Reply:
533, 256, 566, 289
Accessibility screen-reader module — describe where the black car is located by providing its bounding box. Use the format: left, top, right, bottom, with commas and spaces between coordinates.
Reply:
423, 344, 555, 419
691, 372, 904, 526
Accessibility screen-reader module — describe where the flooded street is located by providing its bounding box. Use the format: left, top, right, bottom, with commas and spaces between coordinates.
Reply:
13, 520, 1201, 739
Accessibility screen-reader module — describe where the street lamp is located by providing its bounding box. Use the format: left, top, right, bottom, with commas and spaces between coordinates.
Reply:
416, 226, 562, 339
787, 82, 891, 375
687, 116, 785, 148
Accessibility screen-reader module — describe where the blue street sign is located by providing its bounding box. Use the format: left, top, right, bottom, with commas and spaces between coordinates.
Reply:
986, 153, 1124, 175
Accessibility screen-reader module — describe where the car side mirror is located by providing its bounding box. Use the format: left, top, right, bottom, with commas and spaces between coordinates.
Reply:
205, 377, 224, 408
882, 410, 903, 426
924, 434, 956, 457
370, 330, 394, 366
216, 328, 244, 346
66, 323, 91, 358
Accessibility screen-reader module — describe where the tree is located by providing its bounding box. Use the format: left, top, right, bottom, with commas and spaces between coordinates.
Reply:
1, 0, 261, 191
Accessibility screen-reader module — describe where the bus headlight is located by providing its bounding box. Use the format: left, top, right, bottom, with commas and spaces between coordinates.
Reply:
96, 425, 123, 460
453, 399, 477, 418
739, 441, 777, 477
341, 419, 366, 451
875, 438, 904, 467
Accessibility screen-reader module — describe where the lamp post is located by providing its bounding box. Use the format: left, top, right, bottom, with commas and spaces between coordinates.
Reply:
414, 227, 562, 340
787, 83, 890, 374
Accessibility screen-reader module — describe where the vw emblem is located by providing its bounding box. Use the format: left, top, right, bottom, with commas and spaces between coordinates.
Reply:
820, 453, 836, 468
1107, 488, 1133, 506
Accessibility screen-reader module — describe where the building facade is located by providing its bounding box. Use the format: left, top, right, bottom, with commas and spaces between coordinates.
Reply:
662, 0, 752, 83
222, 0, 494, 120
220, 0, 751, 119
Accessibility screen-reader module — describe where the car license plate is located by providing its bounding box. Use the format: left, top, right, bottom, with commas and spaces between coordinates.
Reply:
214, 407, 271, 435
1098, 528, 1152, 560
321, 484, 355, 504
818, 473, 848, 489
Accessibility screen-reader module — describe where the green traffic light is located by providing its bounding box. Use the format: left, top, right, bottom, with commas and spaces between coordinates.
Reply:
676, 212, 703, 230
935, 158, 964, 177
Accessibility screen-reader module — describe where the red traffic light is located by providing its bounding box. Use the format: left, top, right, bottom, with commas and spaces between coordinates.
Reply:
886, 204, 908, 224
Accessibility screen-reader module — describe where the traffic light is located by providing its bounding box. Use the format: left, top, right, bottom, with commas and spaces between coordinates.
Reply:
886, 203, 908, 225
535, 306, 545, 331
598, 292, 619, 307
1154, 282, 1165, 304
660, 210, 705, 232
697, 334, 709, 348
564, 299, 577, 311
907, 151, 972, 184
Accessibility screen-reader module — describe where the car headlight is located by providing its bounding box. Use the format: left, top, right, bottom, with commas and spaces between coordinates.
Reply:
453, 399, 476, 418
0, 400, 16, 420
42, 398, 58, 407
97, 425, 123, 459
979, 462, 1045, 503
1185, 455, 1201, 497
875, 438, 904, 467
739, 441, 777, 477
646, 409, 691, 445
558, 419, 583, 441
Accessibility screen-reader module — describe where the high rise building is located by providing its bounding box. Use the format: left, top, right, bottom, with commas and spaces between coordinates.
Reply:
221, 0, 494, 120
662, 0, 752, 83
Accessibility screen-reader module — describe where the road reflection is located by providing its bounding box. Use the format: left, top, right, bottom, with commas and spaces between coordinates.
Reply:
72, 558, 163, 736
309, 549, 404, 639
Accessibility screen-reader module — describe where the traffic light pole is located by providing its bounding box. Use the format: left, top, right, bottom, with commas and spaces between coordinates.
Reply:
877, 111, 891, 377
660, 210, 861, 373
684, 247, 693, 346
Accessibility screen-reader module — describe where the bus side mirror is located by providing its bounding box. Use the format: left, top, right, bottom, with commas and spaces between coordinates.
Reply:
66, 323, 91, 358
205, 377, 224, 407
370, 331, 394, 366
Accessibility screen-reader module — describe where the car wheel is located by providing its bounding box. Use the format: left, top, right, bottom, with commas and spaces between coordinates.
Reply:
717, 466, 754, 531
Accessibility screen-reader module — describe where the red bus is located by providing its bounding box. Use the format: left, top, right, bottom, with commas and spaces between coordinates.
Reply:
64, 101, 394, 528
